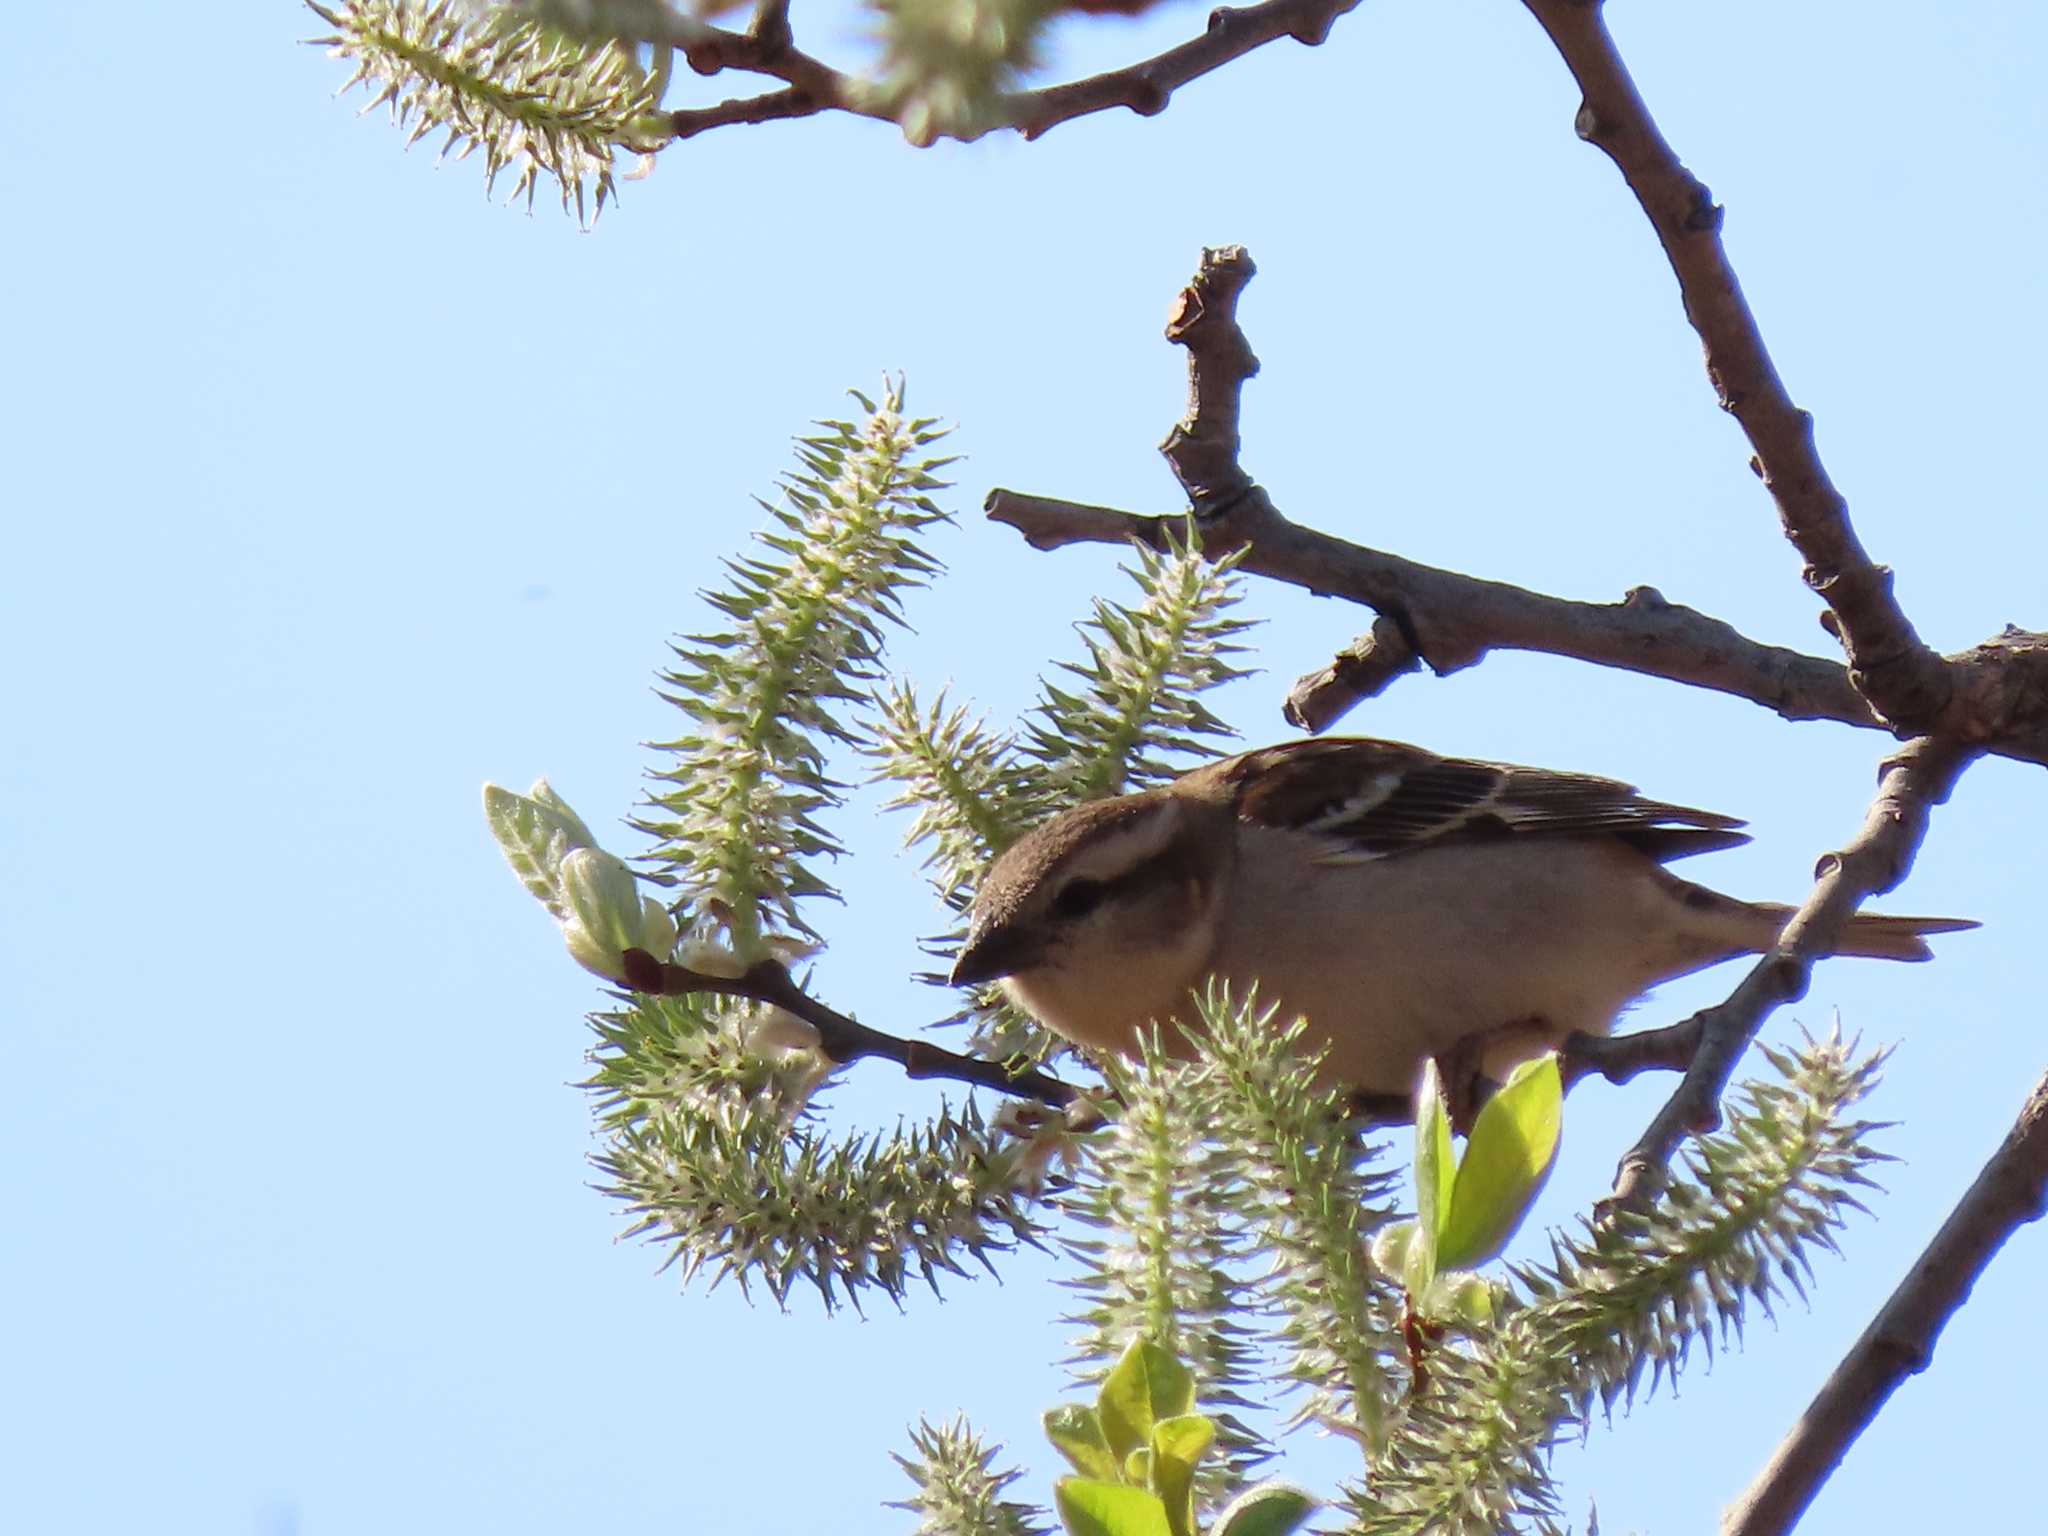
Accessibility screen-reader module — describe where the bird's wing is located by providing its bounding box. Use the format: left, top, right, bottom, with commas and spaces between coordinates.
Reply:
1195, 737, 1748, 865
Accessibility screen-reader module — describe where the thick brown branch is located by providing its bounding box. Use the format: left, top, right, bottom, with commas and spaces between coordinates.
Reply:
1606, 737, 1974, 1210
987, 249, 2048, 764
618, 948, 1078, 1107
986, 489, 1904, 742
1722, 1071, 2048, 1536
649, 0, 1359, 144
1518, 0, 1953, 733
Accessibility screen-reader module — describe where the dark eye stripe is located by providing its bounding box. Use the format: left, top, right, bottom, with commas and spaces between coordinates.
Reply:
1052, 832, 1212, 921
1051, 878, 1107, 919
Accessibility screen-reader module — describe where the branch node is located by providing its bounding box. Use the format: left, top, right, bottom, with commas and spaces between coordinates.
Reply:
1287, 8, 1337, 44
1765, 952, 1810, 1004
1284, 614, 1422, 731
1683, 180, 1725, 233
1129, 77, 1170, 116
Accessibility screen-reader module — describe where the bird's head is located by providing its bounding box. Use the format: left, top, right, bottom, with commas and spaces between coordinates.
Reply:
950, 790, 1232, 1048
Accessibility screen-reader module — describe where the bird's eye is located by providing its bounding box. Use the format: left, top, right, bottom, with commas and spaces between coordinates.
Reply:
1051, 878, 1107, 920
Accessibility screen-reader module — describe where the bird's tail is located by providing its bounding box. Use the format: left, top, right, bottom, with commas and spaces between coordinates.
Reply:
1748, 905, 1980, 961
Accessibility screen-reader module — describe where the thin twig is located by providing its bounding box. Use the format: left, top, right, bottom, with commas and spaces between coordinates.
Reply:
1000, 0, 1361, 141
618, 948, 1079, 1107
1606, 736, 1975, 1211
1721, 1070, 2048, 1536
670, 85, 818, 140
1518, 0, 1953, 733
648, 0, 1360, 144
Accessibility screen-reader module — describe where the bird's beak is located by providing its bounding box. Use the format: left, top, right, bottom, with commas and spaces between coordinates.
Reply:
949, 922, 1044, 987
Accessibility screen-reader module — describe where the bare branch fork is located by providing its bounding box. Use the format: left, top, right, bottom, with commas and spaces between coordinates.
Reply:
1494, 14, 2045, 1522
986, 253, 2047, 766
1516, 0, 2048, 761
635, 0, 1362, 145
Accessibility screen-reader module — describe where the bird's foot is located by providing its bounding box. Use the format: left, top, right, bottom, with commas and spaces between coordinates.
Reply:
1433, 1015, 1553, 1135
1432, 1035, 1499, 1138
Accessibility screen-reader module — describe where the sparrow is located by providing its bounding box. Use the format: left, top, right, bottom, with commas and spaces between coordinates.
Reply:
948, 737, 1973, 1099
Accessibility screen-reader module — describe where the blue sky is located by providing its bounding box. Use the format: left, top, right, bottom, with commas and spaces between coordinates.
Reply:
3, 3, 2043, 1533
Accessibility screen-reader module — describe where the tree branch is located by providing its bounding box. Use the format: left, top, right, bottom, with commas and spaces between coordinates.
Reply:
985, 251, 2048, 765
646, 0, 1361, 145
1004, 0, 1363, 141
1559, 1016, 1703, 1092
669, 84, 821, 140
1605, 736, 1975, 1211
1156, 243, 1261, 503
617, 947, 1079, 1107
745, 0, 791, 54
1721, 1070, 2048, 1536
990, 488, 1900, 741
1517, 0, 1953, 734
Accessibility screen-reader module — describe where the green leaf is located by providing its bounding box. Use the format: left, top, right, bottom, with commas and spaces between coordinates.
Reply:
554, 846, 676, 983
1044, 1405, 1120, 1482
1409, 1059, 1454, 1294
1414, 1060, 1454, 1237
526, 779, 596, 847
1147, 1414, 1214, 1536
1435, 1054, 1562, 1271
1054, 1479, 1175, 1536
483, 779, 593, 918
1147, 1413, 1214, 1470
1096, 1338, 1194, 1462
485, 782, 675, 982
1211, 1483, 1318, 1536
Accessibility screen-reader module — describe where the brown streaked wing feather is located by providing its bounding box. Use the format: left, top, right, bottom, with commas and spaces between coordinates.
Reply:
1201, 738, 1749, 864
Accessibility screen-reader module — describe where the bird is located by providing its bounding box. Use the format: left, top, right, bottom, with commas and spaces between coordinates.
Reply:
948, 737, 1973, 1103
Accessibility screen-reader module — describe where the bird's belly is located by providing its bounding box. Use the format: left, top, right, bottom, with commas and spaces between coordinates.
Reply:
1214, 950, 1618, 1096
1206, 839, 1669, 1096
